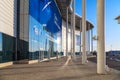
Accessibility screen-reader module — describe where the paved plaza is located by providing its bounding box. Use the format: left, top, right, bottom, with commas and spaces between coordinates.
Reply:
0, 56, 120, 80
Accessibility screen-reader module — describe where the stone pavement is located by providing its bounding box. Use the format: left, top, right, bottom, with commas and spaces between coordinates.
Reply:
0, 56, 120, 80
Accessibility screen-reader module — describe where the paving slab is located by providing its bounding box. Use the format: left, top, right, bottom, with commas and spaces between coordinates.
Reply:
0, 56, 120, 80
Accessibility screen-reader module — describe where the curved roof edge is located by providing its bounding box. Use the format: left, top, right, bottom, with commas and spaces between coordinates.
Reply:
70, 8, 94, 30
56, 0, 94, 31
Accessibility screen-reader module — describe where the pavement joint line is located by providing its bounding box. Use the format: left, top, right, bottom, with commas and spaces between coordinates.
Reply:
60, 56, 71, 69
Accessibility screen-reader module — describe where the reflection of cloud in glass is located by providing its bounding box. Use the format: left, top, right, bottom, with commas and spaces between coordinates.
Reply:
32, 39, 38, 43
42, 1, 52, 11
40, 0, 52, 24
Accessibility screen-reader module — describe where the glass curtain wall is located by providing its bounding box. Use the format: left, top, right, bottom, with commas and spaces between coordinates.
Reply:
0, 0, 62, 63
0, 33, 2, 63
0, 32, 15, 63
29, 0, 62, 60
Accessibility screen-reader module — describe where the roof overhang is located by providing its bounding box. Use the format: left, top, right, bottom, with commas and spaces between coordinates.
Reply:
56, 0, 94, 31
115, 15, 120, 20
115, 15, 120, 24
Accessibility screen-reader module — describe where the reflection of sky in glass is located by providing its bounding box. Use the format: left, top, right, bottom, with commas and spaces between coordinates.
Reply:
29, 16, 42, 52
29, 0, 62, 33
39, 0, 52, 24
40, 0, 62, 33
29, 0, 62, 53
0, 33, 2, 51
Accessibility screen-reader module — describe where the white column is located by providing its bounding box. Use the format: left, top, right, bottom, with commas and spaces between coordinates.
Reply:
72, 0, 76, 60
91, 29, 93, 52
88, 24, 90, 54
71, 14, 73, 57
97, 0, 106, 74
80, 20, 82, 55
82, 0, 87, 64
66, 7, 68, 57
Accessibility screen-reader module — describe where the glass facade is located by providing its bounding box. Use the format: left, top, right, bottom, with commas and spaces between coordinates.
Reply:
29, 0, 62, 60
0, 33, 2, 63
0, 0, 62, 63
0, 32, 15, 63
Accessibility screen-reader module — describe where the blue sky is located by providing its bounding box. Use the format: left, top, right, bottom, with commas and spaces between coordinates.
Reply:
75, 0, 120, 51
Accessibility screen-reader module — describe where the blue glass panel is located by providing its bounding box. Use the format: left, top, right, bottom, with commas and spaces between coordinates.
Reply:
29, 16, 41, 60
29, 0, 62, 60
0, 33, 2, 51
39, 0, 62, 33
29, 0, 39, 21
0, 33, 2, 63
29, 0, 62, 33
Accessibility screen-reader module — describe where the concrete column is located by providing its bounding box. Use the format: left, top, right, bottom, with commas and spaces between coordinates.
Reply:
66, 7, 68, 57
71, 14, 73, 57
82, 0, 87, 64
91, 29, 93, 52
72, 0, 76, 60
88, 24, 90, 54
80, 20, 82, 55
97, 0, 106, 74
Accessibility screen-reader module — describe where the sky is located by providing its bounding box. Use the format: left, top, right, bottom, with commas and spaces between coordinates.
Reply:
75, 0, 120, 51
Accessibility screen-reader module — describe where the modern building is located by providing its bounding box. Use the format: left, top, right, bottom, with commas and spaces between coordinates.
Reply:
0, 0, 17, 67
0, 0, 93, 68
